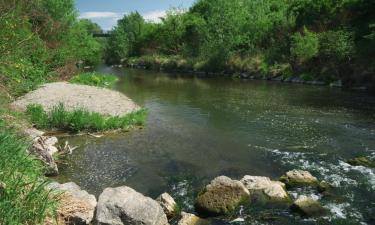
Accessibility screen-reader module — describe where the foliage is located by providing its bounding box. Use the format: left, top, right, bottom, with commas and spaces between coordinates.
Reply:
290, 28, 319, 63
0, 120, 57, 225
26, 104, 147, 133
70, 72, 118, 88
0, 0, 103, 96
106, 0, 375, 88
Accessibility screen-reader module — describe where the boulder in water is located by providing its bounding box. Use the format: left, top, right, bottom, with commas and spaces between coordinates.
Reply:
280, 170, 318, 187
178, 212, 209, 225
156, 192, 178, 218
241, 175, 291, 203
347, 157, 375, 168
96, 186, 169, 225
291, 196, 328, 217
195, 176, 250, 216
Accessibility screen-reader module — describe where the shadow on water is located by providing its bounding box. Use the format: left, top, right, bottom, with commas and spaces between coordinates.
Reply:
56, 67, 375, 224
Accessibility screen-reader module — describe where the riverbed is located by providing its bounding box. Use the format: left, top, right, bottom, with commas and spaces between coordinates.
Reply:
56, 67, 375, 224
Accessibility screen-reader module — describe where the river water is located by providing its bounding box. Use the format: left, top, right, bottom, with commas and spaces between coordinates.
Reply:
57, 67, 375, 224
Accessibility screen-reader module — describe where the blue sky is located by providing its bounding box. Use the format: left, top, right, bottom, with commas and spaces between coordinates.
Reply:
76, 0, 196, 31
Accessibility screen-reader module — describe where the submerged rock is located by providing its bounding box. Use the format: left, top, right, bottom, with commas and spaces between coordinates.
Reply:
291, 196, 328, 217
280, 170, 318, 187
178, 212, 209, 225
48, 182, 97, 225
156, 192, 177, 218
347, 157, 375, 168
317, 180, 334, 194
195, 176, 250, 216
96, 186, 169, 225
241, 175, 291, 203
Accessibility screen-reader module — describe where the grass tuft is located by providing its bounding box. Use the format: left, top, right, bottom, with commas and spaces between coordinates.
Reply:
69, 72, 118, 88
0, 120, 57, 225
26, 103, 147, 133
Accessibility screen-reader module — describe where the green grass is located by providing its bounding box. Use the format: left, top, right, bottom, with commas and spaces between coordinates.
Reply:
0, 120, 57, 225
26, 103, 147, 133
69, 72, 118, 88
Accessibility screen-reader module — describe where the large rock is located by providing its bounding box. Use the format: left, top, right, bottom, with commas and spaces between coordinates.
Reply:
195, 176, 250, 216
240, 175, 290, 203
156, 193, 177, 218
96, 186, 169, 225
48, 182, 96, 225
280, 170, 318, 187
291, 196, 328, 217
29, 135, 59, 176
178, 212, 209, 225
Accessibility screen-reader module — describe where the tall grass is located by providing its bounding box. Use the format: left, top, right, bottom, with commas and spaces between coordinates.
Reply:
0, 120, 56, 225
70, 72, 118, 88
26, 103, 147, 133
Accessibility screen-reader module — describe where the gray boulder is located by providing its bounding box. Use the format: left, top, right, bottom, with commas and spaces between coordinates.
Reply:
96, 186, 169, 225
156, 193, 177, 218
178, 212, 208, 225
195, 176, 250, 216
280, 170, 318, 187
241, 175, 290, 203
48, 182, 96, 225
291, 196, 328, 217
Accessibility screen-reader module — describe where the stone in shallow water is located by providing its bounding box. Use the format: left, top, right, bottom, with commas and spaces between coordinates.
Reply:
291, 196, 328, 217
195, 176, 250, 216
178, 212, 209, 225
48, 182, 97, 225
347, 157, 375, 168
280, 170, 319, 187
240, 175, 291, 203
96, 186, 169, 225
156, 192, 177, 218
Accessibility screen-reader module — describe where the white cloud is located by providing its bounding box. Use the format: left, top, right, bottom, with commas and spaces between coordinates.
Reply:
79, 11, 122, 19
142, 10, 166, 23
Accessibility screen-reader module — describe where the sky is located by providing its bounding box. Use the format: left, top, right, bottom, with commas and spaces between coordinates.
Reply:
76, 0, 196, 31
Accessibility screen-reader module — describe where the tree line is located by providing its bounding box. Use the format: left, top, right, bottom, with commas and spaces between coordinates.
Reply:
0, 0, 103, 96
106, 0, 375, 89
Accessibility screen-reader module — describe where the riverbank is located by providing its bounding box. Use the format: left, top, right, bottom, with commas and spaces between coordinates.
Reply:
113, 55, 373, 92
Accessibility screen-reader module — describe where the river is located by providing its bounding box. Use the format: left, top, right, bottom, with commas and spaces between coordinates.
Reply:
56, 67, 375, 224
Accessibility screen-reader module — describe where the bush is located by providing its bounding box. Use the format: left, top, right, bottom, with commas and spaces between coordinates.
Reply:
290, 28, 319, 63
0, 120, 57, 224
319, 30, 355, 61
70, 72, 118, 88
26, 104, 147, 133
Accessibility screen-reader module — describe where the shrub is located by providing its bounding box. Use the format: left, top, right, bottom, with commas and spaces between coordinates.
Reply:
26, 104, 147, 133
319, 30, 355, 61
70, 72, 118, 88
290, 28, 319, 63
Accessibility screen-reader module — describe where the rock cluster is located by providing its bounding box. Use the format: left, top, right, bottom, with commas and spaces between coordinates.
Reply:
47, 170, 329, 225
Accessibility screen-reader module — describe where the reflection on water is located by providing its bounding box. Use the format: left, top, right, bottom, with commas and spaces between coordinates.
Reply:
57, 68, 375, 224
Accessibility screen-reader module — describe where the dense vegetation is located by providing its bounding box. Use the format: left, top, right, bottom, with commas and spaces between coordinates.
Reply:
0, 119, 56, 225
70, 72, 118, 88
0, 0, 103, 96
26, 104, 146, 133
106, 0, 375, 89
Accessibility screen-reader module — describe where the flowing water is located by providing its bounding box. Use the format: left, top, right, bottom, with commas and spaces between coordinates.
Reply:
57, 67, 375, 224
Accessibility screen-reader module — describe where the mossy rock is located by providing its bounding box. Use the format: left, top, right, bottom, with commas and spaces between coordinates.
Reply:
195, 176, 250, 216
280, 170, 319, 188
347, 157, 375, 168
291, 196, 328, 218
